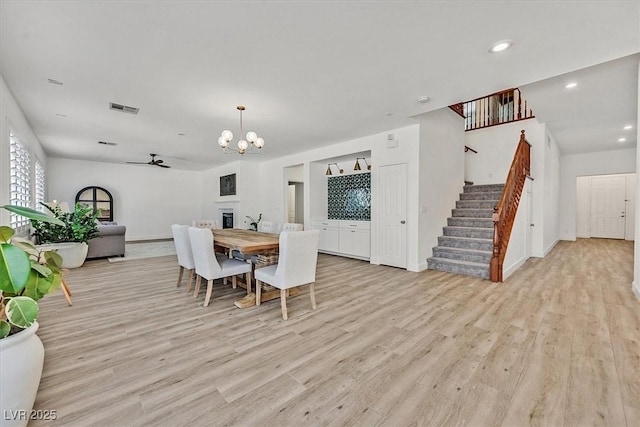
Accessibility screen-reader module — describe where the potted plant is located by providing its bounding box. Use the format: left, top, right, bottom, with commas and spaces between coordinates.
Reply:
30, 203, 100, 268
246, 213, 262, 231
1, 205, 65, 427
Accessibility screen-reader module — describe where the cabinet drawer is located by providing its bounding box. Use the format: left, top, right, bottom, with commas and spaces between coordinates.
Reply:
312, 219, 339, 228
339, 220, 370, 230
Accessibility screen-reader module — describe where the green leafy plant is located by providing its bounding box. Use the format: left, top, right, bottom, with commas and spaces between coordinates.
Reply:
246, 213, 262, 231
0, 205, 65, 338
31, 203, 100, 244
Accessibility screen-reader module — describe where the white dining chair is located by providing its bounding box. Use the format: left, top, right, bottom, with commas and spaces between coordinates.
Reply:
171, 224, 196, 291
192, 219, 220, 229
255, 230, 320, 320
281, 222, 303, 232
188, 227, 252, 307
258, 221, 276, 233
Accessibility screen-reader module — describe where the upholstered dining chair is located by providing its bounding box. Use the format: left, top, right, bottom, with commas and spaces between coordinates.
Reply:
192, 219, 220, 229
255, 230, 320, 320
171, 224, 196, 291
281, 222, 303, 232
188, 227, 253, 307
258, 221, 276, 233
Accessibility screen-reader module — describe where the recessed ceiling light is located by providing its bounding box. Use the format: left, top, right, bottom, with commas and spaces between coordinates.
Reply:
623, 125, 633, 130
55, 113, 67, 117
384, 112, 393, 117
489, 40, 513, 53
417, 96, 430, 103
47, 78, 63, 85
565, 82, 578, 89
178, 133, 185, 136
618, 138, 627, 142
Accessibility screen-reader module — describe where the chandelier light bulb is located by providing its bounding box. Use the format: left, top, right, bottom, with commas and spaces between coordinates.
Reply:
254, 137, 264, 148
238, 139, 249, 151
221, 130, 233, 141
246, 131, 257, 143
218, 136, 229, 148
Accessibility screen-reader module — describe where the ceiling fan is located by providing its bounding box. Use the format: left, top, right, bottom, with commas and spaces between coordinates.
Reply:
126, 153, 171, 168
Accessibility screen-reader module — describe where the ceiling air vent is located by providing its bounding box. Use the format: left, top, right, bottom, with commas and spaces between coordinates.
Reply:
98, 141, 118, 146
109, 102, 139, 115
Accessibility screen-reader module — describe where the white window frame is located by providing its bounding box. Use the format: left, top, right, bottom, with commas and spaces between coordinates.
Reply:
35, 159, 46, 212
9, 132, 31, 231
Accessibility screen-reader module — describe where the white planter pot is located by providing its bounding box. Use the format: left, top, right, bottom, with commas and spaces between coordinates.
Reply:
0, 322, 44, 427
37, 242, 88, 268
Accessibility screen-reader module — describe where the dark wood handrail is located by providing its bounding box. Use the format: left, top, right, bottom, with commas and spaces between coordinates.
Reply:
490, 130, 531, 282
449, 88, 535, 131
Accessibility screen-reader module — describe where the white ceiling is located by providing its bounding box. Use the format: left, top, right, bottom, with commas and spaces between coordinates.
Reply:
1, 1, 638, 170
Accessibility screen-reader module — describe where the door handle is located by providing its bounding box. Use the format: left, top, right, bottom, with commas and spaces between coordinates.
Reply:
400, 220, 406, 224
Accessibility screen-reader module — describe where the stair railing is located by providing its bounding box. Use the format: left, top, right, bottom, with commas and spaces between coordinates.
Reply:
449, 88, 535, 131
490, 130, 531, 282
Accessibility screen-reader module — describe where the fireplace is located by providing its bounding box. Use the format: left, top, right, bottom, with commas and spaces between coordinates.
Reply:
222, 212, 234, 229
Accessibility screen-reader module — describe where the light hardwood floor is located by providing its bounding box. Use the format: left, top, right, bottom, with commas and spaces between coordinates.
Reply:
31, 239, 640, 426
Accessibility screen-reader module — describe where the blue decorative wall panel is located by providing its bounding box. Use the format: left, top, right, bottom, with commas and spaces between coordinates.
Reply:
328, 173, 371, 220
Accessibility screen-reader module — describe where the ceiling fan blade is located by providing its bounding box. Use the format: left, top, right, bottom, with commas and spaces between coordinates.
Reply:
157, 164, 171, 168
126, 161, 148, 164
154, 159, 164, 164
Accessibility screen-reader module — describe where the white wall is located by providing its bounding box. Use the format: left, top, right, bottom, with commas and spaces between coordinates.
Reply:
559, 148, 636, 241
633, 59, 640, 300
0, 74, 49, 224
48, 158, 203, 240
417, 108, 465, 268
543, 130, 561, 254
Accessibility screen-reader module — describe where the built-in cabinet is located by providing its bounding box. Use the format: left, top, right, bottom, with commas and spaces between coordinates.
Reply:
312, 219, 370, 260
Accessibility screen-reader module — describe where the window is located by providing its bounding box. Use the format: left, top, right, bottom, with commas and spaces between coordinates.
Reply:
75, 186, 113, 222
9, 133, 31, 229
35, 160, 46, 212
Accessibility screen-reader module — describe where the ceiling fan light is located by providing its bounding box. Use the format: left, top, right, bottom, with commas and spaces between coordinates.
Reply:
221, 130, 233, 141
254, 137, 264, 148
246, 131, 257, 143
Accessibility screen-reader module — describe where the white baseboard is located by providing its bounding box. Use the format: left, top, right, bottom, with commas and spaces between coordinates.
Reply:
633, 281, 640, 301
503, 257, 528, 280
413, 261, 428, 272
543, 239, 559, 257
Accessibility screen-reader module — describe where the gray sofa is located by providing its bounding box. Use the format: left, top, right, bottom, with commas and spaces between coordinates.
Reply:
87, 222, 126, 259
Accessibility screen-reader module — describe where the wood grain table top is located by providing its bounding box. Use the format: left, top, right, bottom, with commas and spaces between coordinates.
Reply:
212, 228, 279, 254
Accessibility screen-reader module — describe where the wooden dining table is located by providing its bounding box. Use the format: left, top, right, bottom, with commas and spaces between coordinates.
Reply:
211, 228, 299, 308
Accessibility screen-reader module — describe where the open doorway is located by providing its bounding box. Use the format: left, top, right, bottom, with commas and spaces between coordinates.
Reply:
283, 164, 305, 226
288, 182, 304, 223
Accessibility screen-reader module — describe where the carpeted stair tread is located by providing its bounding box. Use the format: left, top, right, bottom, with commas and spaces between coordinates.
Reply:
427, 257, 489, 279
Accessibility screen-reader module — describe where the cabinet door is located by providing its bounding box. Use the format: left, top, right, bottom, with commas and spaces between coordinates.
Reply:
339, 229, 355, 255
352, 229, 371, 258
315, 226, 339, 252
324, 227, 340, 252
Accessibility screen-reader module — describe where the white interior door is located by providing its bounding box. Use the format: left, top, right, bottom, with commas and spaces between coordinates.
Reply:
590, 175, 626, 239
378, 163, 407, 268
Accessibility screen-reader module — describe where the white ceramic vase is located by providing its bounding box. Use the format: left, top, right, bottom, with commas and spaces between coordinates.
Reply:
0, 322, 45, 427
37, 242, 88, 268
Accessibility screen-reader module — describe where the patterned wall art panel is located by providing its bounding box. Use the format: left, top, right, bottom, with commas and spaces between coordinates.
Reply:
328, 172, 371, 220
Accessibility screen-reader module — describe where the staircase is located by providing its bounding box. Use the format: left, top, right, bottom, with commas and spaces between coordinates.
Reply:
427, 183, 504, 279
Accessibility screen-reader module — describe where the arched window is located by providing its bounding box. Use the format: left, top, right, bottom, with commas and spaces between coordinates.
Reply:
75, 186, 113, 222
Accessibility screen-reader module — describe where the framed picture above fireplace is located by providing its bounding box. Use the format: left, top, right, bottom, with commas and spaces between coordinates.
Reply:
220, 173, 236, 196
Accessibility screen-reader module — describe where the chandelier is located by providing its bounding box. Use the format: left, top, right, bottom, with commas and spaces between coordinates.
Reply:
218, 105, 264, 155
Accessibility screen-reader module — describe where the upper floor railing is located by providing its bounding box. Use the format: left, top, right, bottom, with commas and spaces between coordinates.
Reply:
449, 88, 535, 131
